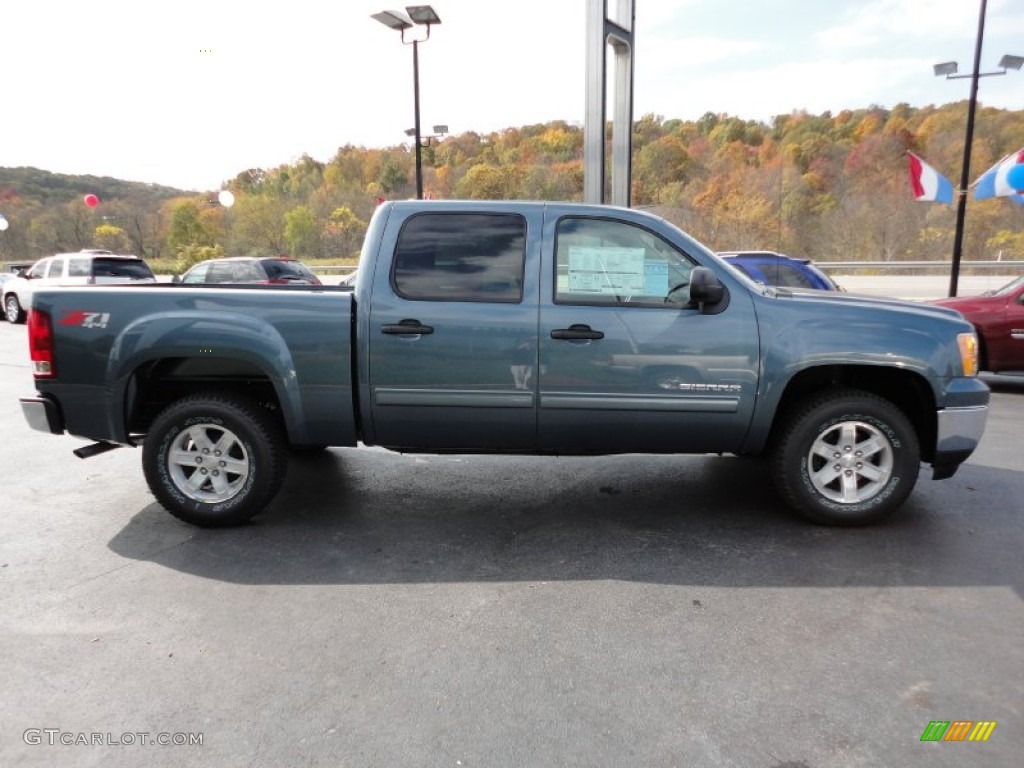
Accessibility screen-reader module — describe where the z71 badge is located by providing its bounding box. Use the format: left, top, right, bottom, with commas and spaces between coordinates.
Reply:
59, 310, 111, 329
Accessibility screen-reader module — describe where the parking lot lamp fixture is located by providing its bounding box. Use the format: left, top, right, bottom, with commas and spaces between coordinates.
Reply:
372, 6, 442, 200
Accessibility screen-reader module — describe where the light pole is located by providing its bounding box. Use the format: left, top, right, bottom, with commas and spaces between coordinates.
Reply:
933, 0, 1022, 296
372, 6, 442, 200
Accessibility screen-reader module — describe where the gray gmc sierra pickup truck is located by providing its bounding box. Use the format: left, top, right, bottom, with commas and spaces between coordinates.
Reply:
20, 200, 989, 527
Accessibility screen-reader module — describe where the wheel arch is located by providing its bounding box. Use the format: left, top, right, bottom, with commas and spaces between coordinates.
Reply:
767, 364, 937, 462
120, 356, 301, 444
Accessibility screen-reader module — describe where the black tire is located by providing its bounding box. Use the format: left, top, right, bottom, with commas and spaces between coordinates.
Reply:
4, 294, 25, 324
771, 388, 920, 526
142, 393, 287, 527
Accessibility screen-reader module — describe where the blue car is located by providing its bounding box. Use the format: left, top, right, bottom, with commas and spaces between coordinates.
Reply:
719, 251, 842, 291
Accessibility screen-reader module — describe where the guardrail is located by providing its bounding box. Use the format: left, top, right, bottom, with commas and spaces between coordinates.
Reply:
309, 265, 358, 273
819, 260, 1024, 272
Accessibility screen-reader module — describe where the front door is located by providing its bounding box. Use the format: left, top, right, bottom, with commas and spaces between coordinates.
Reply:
538, 213, 759, 454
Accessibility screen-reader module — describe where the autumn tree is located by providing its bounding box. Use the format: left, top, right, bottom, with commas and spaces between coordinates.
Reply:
323, 206, 368, 259
229, 195, 288, 255
284, 205, 320, 257
8, 107, 1024, 265
93, 224, 130, 252
166, 200, 215, 255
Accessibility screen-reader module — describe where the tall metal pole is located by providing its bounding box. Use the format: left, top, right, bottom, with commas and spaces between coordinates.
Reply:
412, 39, 424, 200
949, 0, 988, 298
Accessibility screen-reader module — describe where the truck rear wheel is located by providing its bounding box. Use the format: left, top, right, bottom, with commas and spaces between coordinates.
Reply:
772, 389, 920, 526
142, 393, 287, 527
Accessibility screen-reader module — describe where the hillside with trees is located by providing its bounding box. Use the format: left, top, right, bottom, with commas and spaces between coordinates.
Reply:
1, 101, 1022, 269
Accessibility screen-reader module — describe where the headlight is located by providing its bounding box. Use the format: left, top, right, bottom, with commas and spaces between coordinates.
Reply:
957, 332, 979, 377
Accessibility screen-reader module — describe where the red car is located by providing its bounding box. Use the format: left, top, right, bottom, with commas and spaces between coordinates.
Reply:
932, 276, 1024, 373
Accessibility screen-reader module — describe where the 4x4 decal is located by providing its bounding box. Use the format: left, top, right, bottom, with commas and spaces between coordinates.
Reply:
59, 310, 111, 329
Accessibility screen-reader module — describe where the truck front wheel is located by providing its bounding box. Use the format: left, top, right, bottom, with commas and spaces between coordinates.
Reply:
142, 393, 287, 527
772, 389, 920, 526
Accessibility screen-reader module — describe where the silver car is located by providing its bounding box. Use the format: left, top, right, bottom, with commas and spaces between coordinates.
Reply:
3, 250, 156, 323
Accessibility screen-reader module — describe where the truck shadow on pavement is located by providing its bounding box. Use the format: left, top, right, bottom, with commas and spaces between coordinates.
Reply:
107, 449, 1024, 596
981, 372, 1024, 394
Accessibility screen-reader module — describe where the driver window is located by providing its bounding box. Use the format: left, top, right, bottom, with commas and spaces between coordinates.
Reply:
554, 217, 695, 306
28, 261, 48, 279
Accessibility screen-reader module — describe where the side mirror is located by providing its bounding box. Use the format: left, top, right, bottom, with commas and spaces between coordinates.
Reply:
689, 267, 729, 315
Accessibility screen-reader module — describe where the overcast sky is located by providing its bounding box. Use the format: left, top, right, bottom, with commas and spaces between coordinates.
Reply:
3, 0, 1023, 191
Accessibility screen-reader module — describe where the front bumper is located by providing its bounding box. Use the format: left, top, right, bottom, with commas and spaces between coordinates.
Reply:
932, 404, 988, 480
20, 395, 65, 435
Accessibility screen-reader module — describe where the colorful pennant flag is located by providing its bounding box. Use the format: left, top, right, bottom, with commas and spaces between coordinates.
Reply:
907, 152, 954, 204
973, 148, 1024, 200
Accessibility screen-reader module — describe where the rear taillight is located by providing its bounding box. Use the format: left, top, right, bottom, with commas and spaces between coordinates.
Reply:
27, 309, 56, 378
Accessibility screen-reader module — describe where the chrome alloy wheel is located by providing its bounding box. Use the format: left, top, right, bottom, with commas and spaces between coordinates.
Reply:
806, 420, 894, 504
5, 295, 22, 323
167, 423, 250, 503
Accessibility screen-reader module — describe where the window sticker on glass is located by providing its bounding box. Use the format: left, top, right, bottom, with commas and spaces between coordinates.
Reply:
567, 246, 646, 296
644, 261, 669, 296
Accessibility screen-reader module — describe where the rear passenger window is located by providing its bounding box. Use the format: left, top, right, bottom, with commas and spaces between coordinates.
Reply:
392, 213, 526, 302
233, 261, 265, 281
68, 258, 91, 277
92, 258, 155, 280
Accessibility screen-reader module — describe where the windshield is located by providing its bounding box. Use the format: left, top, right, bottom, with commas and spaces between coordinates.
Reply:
92, 258, 155, 280
263, 259, 317, 282
992, 276, 1024, 296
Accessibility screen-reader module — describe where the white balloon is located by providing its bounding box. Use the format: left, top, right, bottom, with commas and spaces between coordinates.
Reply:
218, 190, 235, 208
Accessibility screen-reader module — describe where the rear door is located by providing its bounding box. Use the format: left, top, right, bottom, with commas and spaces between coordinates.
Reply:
537, 212, 760, 454
366, 207, 542, 450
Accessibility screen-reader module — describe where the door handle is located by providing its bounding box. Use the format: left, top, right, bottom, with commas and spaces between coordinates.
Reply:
381, 319, 434, 335
550, 324, 604, 341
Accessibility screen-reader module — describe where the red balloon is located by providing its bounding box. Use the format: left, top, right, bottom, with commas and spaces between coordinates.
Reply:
84, 194, 99, 208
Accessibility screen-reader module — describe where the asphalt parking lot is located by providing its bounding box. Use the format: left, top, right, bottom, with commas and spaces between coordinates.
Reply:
0, 317, 1021, 768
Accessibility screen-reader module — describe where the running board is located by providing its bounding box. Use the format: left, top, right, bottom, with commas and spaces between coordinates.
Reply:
73, 441, 122, 459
